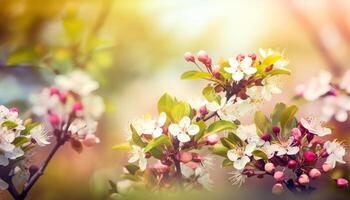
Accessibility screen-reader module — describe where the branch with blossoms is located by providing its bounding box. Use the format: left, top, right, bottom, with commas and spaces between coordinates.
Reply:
110, 49, 295, 196
295, 70, 350, 123
1, 70, 104, 200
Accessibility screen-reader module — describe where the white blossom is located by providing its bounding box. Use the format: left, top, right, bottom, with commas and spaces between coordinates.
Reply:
82, 95, 105, 120
227, 145, 253, 170
324, 140, 346, 168
300, 117, 332, 137
321, 96, 350, 122
224, 57, 257, 81
30, 125, 51, 146
169, 116, 199, 143
133, 112, 167, 138
55, 70, 99, 96
302, 70, 332, 101
271, 137, 299, 156
128, 145, 147, 171
236, 124, 264, 146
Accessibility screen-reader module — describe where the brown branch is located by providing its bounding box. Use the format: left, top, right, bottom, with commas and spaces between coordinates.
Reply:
284, 1, 343, 77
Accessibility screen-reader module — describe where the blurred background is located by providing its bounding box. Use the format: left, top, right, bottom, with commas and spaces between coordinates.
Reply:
1, 0, 350, 199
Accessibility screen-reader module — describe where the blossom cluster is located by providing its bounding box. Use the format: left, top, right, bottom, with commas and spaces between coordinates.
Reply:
111, 49, 292, 194
0, 105, 49, 190
295, 70, 350, 122
30, 70, 105, 152
216, 103, 348, 194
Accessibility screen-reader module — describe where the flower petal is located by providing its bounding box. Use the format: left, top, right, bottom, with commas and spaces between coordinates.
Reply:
187, 124, 199, 136
168, 124, 181, 136
177, 133, 191, 143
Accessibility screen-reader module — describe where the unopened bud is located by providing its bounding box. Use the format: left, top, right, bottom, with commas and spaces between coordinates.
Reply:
274, 171, 285, 182
9, 107, 19, 113
264, 162, 275, 173
322, 163, 333, 172
72, 102, 83, 113
205, 134, 219, 145
199, 106, 208, 116
261, 133, 271, 142
162, 126, 168, 135
184, 52, 195, 62
336, 178, 348, 188
309, 168, 321, 179
49, 114, 60, 126
272, 126, 280, 135
236, 54, 245, 62
298, 174, 310, 185
304, 151, 317, 163
248, 53, 257, 61
50, 87, 60, 96
287, 160, 297, 169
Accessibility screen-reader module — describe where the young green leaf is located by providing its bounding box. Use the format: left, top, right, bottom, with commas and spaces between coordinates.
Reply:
271, 103, 286, 125
112, 142, 131, 151
2, 121, 18, 129
252, 150, 268, 160
228, 132, 243, 146
207, 120, 237, 133
209, 144, 228, 157
22, 122, 41, 135
130, 124, 147, 147
193, 120, 207, 141
266, 68, 291, 76
171, 102, 192, 122
222, 159, 233, 167
144, 135, 169, 153
13, 136, 30, 147
280, 105, 298, 129
202, 86, 217, 102
220, 138, 237, 149
262, 54, 282, 67
181, 71, 212, 80
254, 111, 269, 135
157, 93, 176, 115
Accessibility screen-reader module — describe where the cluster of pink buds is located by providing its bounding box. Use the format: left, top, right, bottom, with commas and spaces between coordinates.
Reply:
30, 70, 104, 152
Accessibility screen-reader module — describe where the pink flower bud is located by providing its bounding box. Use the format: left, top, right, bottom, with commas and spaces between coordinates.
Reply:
205, 134, 219, 145
336, 178, 348, 188
264, 163, 275, 173
184, 52, 195, 62
320, 149, 328, 158
291, 128, 302, 141
322, 163, 333, 172
261, 133, 271, 142
176, 152, 192, 163
309, 168, 321, 179
49, 114, 60, 126
272, 183, 283, 195
298, 174, 310, 185
288, 160, 297, 169
191, 153, 203, 162
162, 126, 168, 135
295, 84, 306, 96
211, 65, 221, 78
236, 54, 245, 62
248, 53, 257, 61
82, 134, 100, 147
199, 106, 208, 116
304, 151, 317, 163
50, 87, 60, 96
197, 50, 209, 63
274, 171, 285, 182
9, 107, 19, 113
59, 92, 68, 104
272, 126, 280, 135
72, 102, 83, 113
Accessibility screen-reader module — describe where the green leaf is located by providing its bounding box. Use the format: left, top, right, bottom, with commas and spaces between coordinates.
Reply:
125, 164, 140, 175
222, 159, 233, 167
193, 120, 207, 141
252, 150, 268, 160
112, 142, 131, 151
181, 71, 212, 80
209, 144, 228, 157
254, 111, 269, 135
207, 120, 237, 133
220, 138, 236, 149
228, 132, 243, 146
202, 86, 218, 102
262, 54, 282, 67
280, 105, 298, 129
157, 93, 176, 115
171, 102, 192, 122
130, 124, 147, 147
13, 137, 30, 147
2, 121, 18, 129
266, 68, 291, 76
271, 103, 286, 125
22, 122, 40, 135
149, 148, 163, 159
144, 135, 169, 153
7, 48, 40, 65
